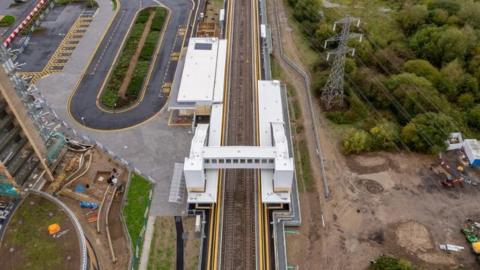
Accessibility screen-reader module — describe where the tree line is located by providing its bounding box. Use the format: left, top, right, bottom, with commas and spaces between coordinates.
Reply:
286, 0, 480, 154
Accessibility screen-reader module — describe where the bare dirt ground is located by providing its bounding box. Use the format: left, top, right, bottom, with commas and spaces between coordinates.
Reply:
267, 0, 480, 269
118, 11, 155, 98
52, 148, 130, 270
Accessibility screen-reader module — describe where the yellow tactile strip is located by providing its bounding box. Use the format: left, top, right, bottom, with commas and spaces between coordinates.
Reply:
18, 14, 94, 84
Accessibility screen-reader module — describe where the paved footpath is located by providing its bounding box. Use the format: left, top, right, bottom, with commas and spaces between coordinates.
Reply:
37, 0, 192, 217
36, 0, 194, 268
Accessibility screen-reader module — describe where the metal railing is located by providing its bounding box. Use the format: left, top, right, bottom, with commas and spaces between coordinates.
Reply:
31, 190, 88, 270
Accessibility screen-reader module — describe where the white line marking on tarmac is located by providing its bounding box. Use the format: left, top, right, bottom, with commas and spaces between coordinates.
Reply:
90, 10, 127, 75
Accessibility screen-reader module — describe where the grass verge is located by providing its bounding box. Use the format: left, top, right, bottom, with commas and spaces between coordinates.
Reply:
271, 55, 314, 192
123, 173, 152, 267
0, 194, 80, 270
101, 7, 167, 109
147, 217, 176, 270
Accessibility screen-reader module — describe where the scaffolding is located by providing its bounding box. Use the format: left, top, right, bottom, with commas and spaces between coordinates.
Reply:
0, 163, 19, 197
0, 45, 66, 165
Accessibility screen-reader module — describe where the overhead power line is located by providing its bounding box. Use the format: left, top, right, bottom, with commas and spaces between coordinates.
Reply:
321, 16, 362, 110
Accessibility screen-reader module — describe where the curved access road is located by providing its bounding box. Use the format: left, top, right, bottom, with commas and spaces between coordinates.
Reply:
69, 0, 198, 130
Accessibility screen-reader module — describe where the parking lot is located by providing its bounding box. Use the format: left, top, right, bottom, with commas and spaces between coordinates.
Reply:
16, 3, 91, 73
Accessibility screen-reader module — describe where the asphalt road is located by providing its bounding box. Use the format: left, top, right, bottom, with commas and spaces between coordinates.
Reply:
69, 0, 196, 130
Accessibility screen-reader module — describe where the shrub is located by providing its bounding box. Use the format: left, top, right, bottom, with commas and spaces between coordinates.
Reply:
342, 128, 373, 154
126, 61, 149, 97
139, 31, 159, 61
369, 255, 415, 270
467, 105, 480, 130
151, 8, 167, 31
397, 5, 428, 35
401, 112, 456, 153
101, 7, 168, 108
0, 15, 15, 27
403, 59, 440, 84
101, 89, 118, 108
370, 121, 400, 150
136, 9, 152, 24
457, 92, 475, 109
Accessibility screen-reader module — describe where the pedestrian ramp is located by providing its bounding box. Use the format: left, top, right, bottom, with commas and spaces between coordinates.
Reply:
168, 163, 186, 203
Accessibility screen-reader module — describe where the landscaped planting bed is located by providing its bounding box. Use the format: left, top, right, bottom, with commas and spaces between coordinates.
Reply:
0, 15, 15, 27
101, 7, 167, 109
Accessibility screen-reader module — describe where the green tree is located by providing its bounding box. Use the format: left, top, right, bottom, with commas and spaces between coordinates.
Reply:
373, 47, 407, 74
427, 0, 461, 15
459, 74, 479, 97
467, 53, 480, 86
386, 73, 446, 122
467, 105, 480, 129
370, 121, 400, 150
293, 0, 321, 24
342, 128, 373, 154
440, 59, 464, 98
438, 26, 475, 63
409, 25, 475, 66
311, 23, 334, 50
429, 8, 449, 26
351, 67, 390, 109
459, 0, 480, 28
401, 112, 456, 153
403, 59, 440, 84
457, 92, 475, 109
397, 5, 428, 35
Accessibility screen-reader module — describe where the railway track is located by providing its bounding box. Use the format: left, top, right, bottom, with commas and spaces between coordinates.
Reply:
219, 0, 257, 268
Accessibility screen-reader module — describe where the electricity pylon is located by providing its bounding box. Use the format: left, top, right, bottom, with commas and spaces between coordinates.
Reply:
321, 16, 362, 110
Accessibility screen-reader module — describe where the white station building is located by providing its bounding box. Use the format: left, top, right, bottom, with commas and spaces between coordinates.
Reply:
172, 38, 294, 205
183, 81, 294, 204
169, 37, 227, 116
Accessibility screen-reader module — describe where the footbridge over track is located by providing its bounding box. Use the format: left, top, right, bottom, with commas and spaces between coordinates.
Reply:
184, 121, 294, 198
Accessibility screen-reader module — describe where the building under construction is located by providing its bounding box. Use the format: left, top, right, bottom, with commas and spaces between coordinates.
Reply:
0, 43, 132, 269
0, 45, 65, 192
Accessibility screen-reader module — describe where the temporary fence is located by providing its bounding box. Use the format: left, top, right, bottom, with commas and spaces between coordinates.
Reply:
3, 0, 54, 47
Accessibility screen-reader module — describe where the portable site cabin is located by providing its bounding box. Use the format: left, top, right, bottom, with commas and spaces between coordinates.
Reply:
463, 139, 480, 167
446, 132, 464, 151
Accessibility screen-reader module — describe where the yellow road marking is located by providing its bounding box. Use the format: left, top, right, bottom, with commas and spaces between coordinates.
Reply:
170, 52, 180, 61
178, 26, 187, 35
19, 12, 93, 85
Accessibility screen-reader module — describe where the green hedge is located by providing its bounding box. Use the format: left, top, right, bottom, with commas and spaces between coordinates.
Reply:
0, 15, 15, 27
101, 7, 168, 109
